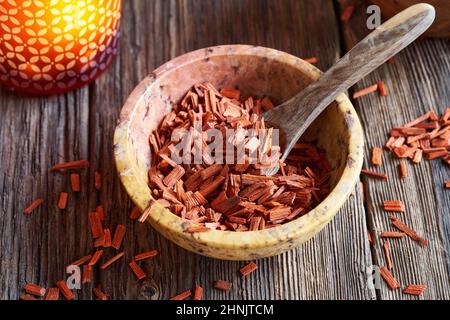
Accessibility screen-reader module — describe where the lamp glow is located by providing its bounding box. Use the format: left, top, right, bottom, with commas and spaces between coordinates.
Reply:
0, 0, 122, 94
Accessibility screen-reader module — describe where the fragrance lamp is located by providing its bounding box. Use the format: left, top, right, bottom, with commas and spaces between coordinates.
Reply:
0, 0, 122, 94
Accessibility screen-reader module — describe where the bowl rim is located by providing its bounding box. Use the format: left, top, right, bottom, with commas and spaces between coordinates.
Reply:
114, 44, 364, 252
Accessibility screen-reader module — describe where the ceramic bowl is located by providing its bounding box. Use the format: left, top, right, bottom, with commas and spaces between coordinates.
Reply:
114, 45, 364, 260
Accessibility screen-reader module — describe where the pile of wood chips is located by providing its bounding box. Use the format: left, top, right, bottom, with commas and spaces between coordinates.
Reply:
384, 109, 450, 166
145, 83, 331, 232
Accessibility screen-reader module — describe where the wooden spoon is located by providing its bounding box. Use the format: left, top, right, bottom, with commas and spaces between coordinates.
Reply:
263, 3, 435, 175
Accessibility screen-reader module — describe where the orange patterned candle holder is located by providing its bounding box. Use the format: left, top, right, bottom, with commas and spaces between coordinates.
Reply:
0, 0, 122, 95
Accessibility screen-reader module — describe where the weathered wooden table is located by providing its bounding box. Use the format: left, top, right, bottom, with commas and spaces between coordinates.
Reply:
1, 0, 449, 300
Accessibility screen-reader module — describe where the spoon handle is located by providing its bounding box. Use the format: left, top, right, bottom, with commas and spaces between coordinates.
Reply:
264, 3, 435, 160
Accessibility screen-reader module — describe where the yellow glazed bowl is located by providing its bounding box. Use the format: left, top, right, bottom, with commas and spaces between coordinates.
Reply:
114, 45, 364, 260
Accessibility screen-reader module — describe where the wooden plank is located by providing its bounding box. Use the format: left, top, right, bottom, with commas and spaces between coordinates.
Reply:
90, 0, 372, 300
0, 0, 374, 300
0, 89, 94, 299
88, 0, 176, 300
339, 0, 450, 299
